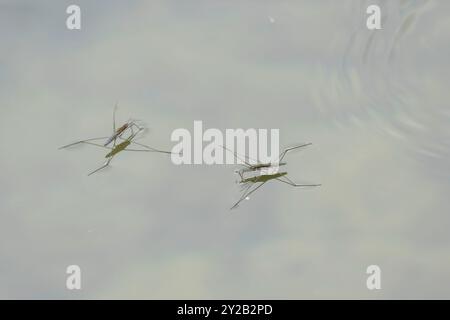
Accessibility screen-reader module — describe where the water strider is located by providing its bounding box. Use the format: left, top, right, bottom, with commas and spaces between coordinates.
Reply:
59, 106, 174, 176
223, 144, 321, 210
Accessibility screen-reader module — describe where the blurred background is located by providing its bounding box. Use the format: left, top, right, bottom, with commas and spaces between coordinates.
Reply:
0, 0, 449, 299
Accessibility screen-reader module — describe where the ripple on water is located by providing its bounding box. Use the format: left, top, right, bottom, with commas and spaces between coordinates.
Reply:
311, 0, 449, 177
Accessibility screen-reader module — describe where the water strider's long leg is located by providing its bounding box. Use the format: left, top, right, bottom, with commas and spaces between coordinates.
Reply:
102, 105, 121, 147
231, 183, 253, 210
235, 169, 244, 181
81, 142, 112, 150
231, 182, 266, 210
112, 104, 120, 148
59, 137, 110, 149
118, 136, 173, 154
275, 175, 321, 187
123, 122, 143, 138
113, 103, 118, 133
220, 145, 254, 168
87, 155, 115, 176
278, 143, 312, 162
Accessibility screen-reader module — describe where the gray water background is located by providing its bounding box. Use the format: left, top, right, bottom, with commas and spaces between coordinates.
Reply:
0, 0, 449, 298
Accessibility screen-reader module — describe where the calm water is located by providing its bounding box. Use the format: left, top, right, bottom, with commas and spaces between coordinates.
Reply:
0, 0, 448, 298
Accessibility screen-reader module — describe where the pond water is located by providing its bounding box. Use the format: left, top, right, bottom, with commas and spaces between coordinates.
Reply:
0, 0, 448, 299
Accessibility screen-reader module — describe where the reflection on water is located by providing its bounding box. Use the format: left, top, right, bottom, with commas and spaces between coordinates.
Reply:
312, 0, 449, 176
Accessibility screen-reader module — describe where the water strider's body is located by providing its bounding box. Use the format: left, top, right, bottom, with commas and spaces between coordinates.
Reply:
103, 120, 139, 147
105, 139, 131, 158
104, 127, 162, 159
241, 172, 287, 184
241, 162, 286, 172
